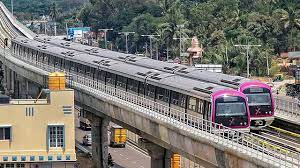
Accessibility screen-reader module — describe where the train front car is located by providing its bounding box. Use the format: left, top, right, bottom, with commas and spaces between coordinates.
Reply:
239, 81, 274, 130
212, 90, 250, 133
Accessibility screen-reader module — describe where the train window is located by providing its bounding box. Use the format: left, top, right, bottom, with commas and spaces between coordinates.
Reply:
18, 45, 21, 55
64, 60, 70, 70
139, 82, 145, 96
28, 48, 32, 59
116, 75, 127, 88
127, 79, 139, 93
188, 96, 197, 111
98, 70, 106, 82
156, 87, 170, 102
91, 68, 96, 79
48, 55, 54, 66
145, 84, 155, 98
106, 72, 116, 86
38, 52, 43, 62
70, 61, 75, 71
85, 66, 91, 78
35, 51, 39, 61
77, 63, 84, 73
13, 43, 16, 52
171, 92, 186, 107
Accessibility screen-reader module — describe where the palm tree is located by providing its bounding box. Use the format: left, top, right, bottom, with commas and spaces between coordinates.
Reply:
159, 0, 190, 59
272, 6, 300, 53
49, 3, 60, 36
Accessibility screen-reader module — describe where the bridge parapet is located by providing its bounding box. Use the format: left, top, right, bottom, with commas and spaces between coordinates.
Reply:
0, 2, 36, 39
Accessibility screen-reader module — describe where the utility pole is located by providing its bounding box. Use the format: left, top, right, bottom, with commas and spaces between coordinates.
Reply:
54, 22, 57, 36
98, 28, 113, 49
119, 32, 135, 54
11, 0, 13, 15
65, 22, 68, 36
145, 43, 148, 57
266, 53, 270, 77
176, 24, 185, 59
234, 43, 261, 78
173, 37, 192, 53
141, 34, 160, 59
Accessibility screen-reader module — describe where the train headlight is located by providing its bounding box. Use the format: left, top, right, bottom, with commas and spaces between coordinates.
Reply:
244, 122, 247, 125
240, 122, 243, 125
269, 111, 272, 114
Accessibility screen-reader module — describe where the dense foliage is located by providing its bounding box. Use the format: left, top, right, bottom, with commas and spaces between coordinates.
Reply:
78, 0, 300, 76
5, 0, 300, 76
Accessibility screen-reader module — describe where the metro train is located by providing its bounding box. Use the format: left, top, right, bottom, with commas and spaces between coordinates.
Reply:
12, 36, 250, 132
34, 35, 274, 130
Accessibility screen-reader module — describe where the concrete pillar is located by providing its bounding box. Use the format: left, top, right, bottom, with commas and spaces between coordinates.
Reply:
88, 113, 110, 168
28, 81, 40, 98
19, 78, 29, 99
139, 138, 172, 168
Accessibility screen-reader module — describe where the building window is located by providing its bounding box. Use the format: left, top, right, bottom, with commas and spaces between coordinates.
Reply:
49, 126, 64, 148
5, 164, 14, 168
0, 127, 11, 140
16, 164, 25, 168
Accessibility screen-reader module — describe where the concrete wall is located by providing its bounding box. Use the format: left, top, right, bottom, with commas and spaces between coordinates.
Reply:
0, 90, 76, 163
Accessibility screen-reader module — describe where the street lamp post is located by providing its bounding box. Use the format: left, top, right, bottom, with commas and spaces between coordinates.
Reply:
98, 28, 113, 49
234, 43, 261, 78
141, 34, 160, 59
119, 32, 135, 54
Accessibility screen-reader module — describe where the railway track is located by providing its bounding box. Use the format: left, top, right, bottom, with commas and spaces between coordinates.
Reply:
244, 126, 300, 160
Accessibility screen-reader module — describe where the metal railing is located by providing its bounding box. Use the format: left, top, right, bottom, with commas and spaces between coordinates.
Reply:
5, 51, 300, 167
10, 99, 48, 104
274, 97, 300, 121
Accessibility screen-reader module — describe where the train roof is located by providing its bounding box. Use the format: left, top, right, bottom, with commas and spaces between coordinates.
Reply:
13, 36, 231, 100
34, 35, 253, 88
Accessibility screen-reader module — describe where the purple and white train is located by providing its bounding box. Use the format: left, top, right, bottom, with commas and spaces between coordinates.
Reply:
13, 36, 251, 132
34, 36, 273, 130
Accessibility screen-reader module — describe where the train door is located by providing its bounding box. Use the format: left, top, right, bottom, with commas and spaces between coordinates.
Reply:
187, 96, 202, 119
203, 101, 211, 121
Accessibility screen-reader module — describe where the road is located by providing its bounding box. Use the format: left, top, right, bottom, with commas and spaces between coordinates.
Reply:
75, 110, 151, 168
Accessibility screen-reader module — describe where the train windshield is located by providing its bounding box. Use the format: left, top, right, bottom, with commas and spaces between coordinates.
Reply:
243, 87, 271, 106
246, 93, 271, 106
215, 96, 247, 117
